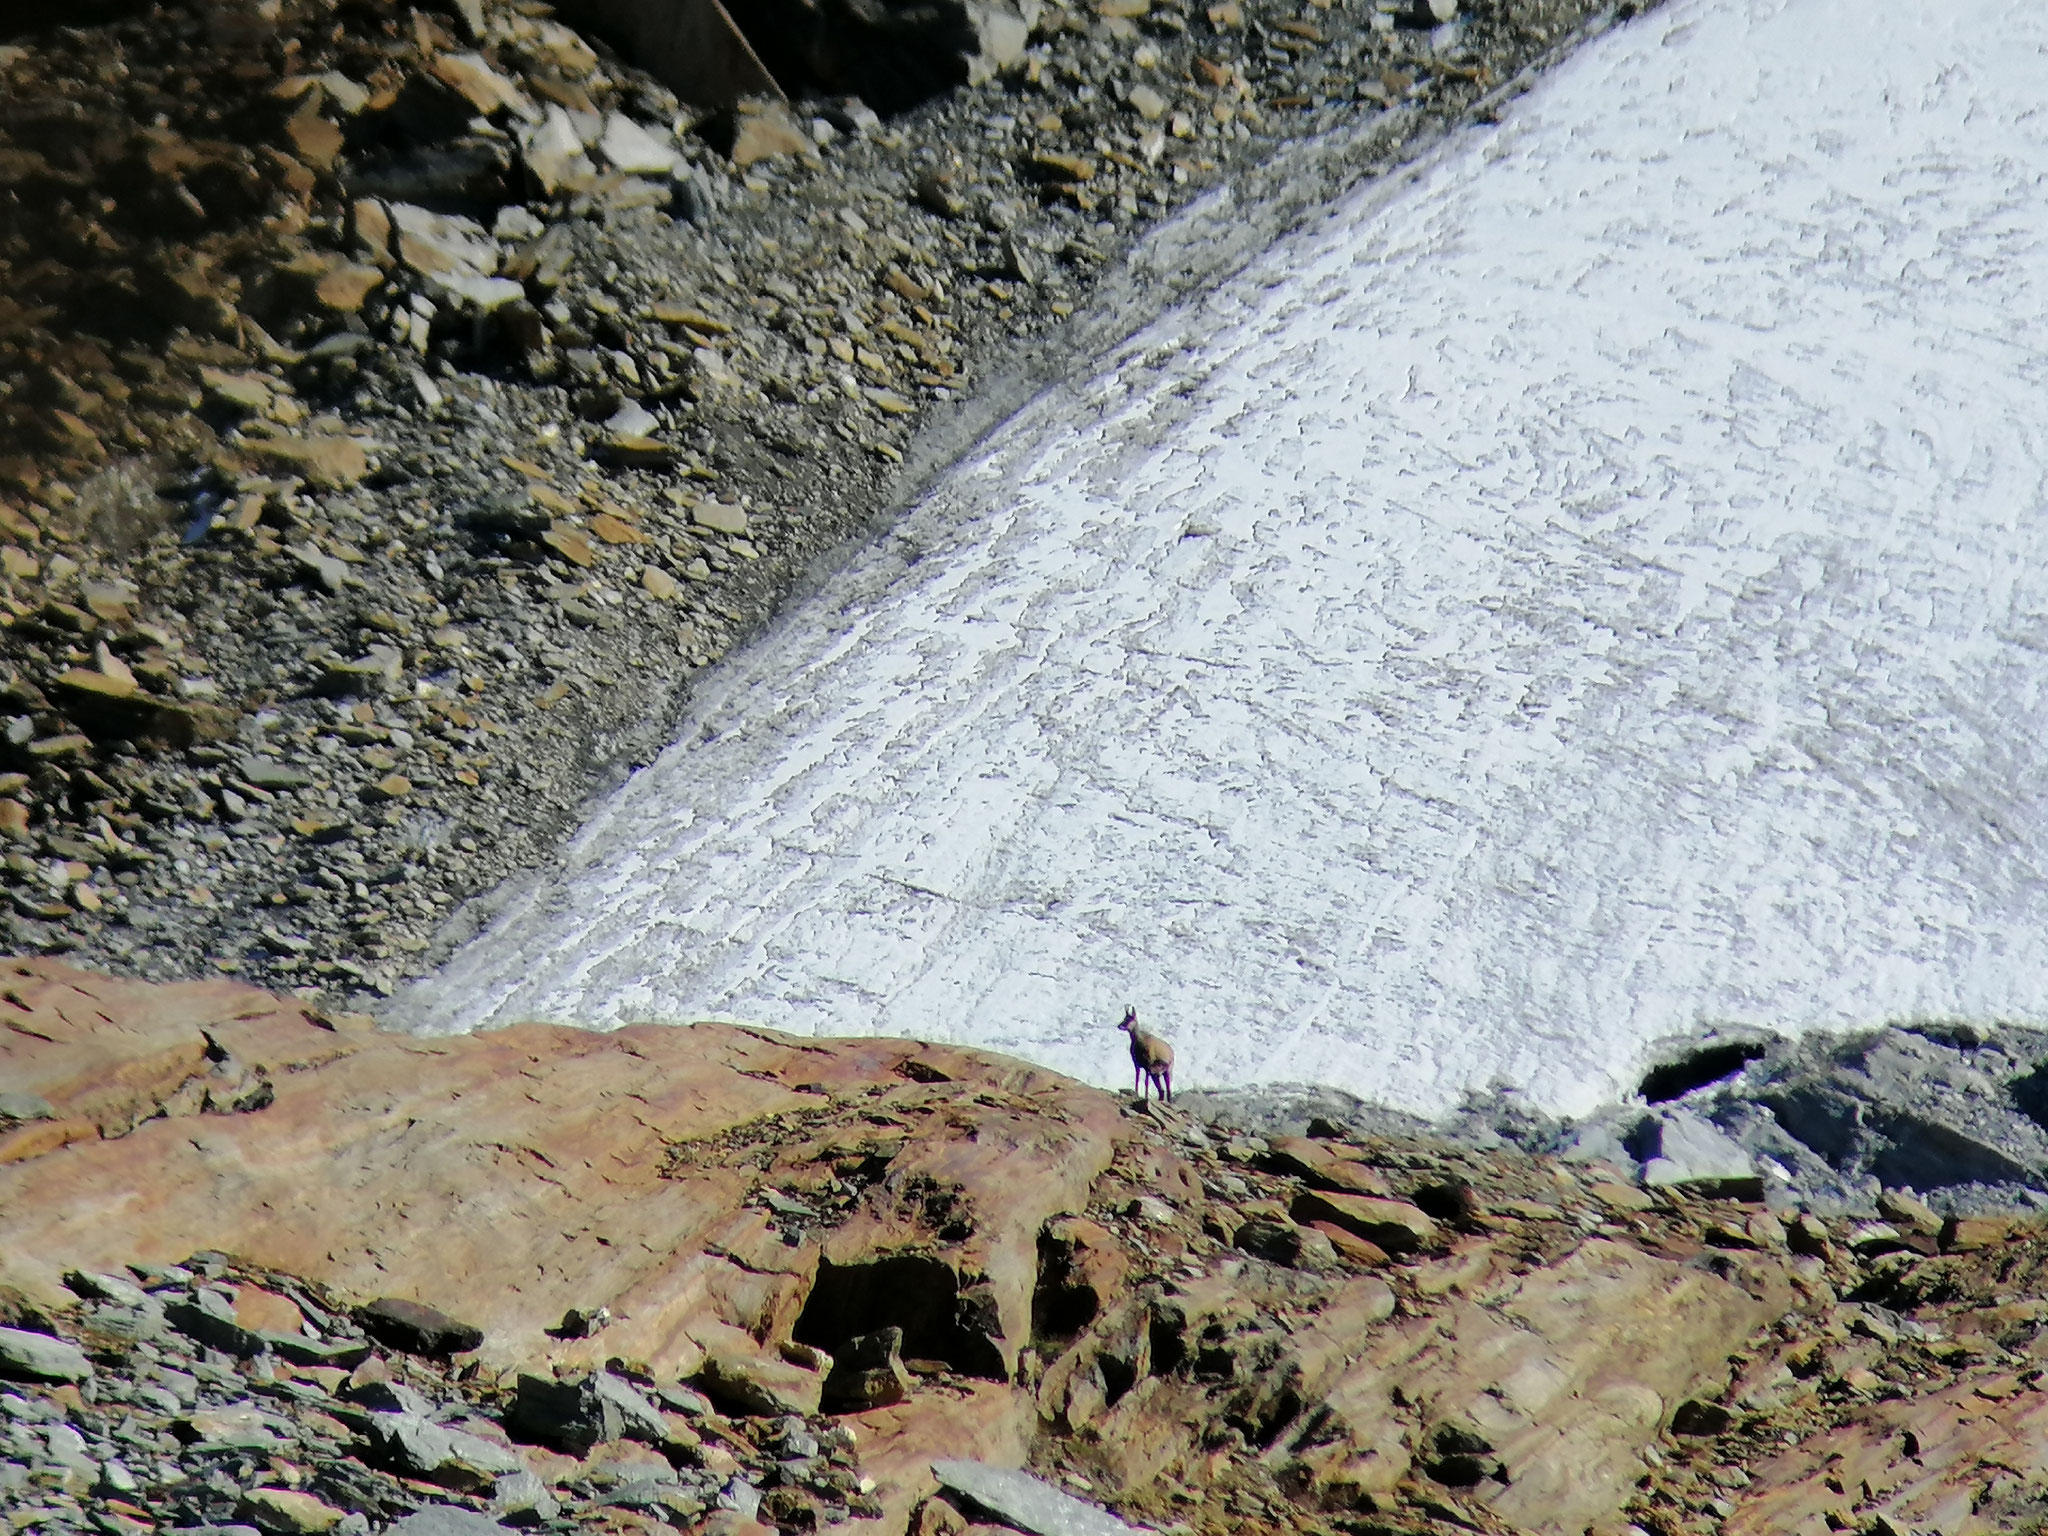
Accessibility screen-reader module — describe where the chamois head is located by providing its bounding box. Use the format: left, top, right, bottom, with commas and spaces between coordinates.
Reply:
1118, 1006, 1138, 1034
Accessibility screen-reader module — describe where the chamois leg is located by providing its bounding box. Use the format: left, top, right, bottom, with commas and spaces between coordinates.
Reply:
1134, 1065, 1145, 1099
1161, 1066, 1172, 1103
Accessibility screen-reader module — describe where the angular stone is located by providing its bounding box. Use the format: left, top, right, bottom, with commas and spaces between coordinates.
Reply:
590, 512, 649, 545
605, 400, 661, 439
391, 203, 500, 279
165, 1299, 266, 1358
729, 101, 814, 168
319, 648, 405, 699
428, 271, 528, 313
1638, 1109, 1760, 1198
64, 1268, 145, 1306
430, 52, 538, 121
358, 1296, 484, 1356
266, 1332, 373, 1368
519, 107, 595, 194
1289, 1191, 1436, 1254
180, 1404, 288, 1450
286, 101, 345, 170
318, 72, 370, 114
238, 1488, 348, 1534
490, 1470, 560, 1523
542, 527, 599, 567
1587, 1181, 1655, 1213
511, 1369, 666, 1452
1266, 1136, 1392, 1197
692, 500, 749, 536
1234, 1215, 1305, 1266
930, 1461, 1139, 1536
202, 368, 273, 414
696, 1347, 824, 1416
352, 199, 394, 265
241, 757, 314, 791
651, 304, 732, 336
689, 348, 741, 396
383, 1506, 519, 1536
243, 435, 370, 490
1030, 152, 1095, 183
315, 263, 384, 312
1942, 1215, 2013, 1252
52, 667, 138, 703
641, 565, 679, 600
824, 1326, 912, 1409
1305, 1220, 1390, 1267
1876, 1188, 1941, 1235
598, 113, 680, 175
0, 1325, 92, 1382
363, 1413, 524, 1490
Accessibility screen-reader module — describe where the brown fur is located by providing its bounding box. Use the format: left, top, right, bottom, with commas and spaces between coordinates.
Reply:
1117, 1006, 1173, 1101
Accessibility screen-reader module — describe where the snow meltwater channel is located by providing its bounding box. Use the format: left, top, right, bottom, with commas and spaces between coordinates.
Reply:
403, 0, 2048, 1119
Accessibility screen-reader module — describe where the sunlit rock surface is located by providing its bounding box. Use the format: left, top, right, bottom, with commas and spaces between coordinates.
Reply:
402, 0, 2048, 1118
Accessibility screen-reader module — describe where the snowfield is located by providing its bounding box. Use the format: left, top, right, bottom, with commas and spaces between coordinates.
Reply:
400, 0, 2048, 1119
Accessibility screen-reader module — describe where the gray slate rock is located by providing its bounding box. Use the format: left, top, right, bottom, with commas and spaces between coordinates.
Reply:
63, 1269, 150, 1308
240, 757, 315, 791
1636, 1108, 1760, 1197
341, 1378, 435, 1417
510, 1370, 663, 1451
82, 1300, 168, 1343
383, 1511, 517, 1536
363, 1412, 525, 1485
931, 1460, 1142, 1536
592, 1371, 668, 1442
490, 1469, 561, 1524
164, 1299, 266, 1359
0, 1091, 54, 1121
0, 1327, 94, 1383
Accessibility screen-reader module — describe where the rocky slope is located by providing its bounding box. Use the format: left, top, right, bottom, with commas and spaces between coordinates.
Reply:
0, 0, 1631, 1002
8, 960, 2048, 1536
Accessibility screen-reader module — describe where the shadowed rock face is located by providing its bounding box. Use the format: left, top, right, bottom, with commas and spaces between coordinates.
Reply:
15, 958, 2048, 1536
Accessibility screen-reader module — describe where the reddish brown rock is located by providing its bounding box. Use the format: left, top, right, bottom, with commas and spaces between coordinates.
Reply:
0, 959, 1118, 1397
1265, 1134, 1391, 1197
241, 433, 371, 488
19, 957, 2039, 1536
1289, 1189, 1436, 1254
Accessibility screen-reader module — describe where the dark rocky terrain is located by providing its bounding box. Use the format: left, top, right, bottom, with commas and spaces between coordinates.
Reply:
0, 0, 1633, 1004
1196, 1020, 2048, 1223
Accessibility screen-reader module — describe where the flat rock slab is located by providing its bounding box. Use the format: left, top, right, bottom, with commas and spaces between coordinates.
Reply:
0, 1325, 93, 1381
931, 1461, 1142, 1536
358, 1296, 485, 1357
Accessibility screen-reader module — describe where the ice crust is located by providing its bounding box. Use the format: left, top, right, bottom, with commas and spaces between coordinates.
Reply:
400, 0, 2048, 1118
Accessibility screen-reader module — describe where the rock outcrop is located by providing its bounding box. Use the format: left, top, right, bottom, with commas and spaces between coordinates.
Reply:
10, 959, 2048, 1536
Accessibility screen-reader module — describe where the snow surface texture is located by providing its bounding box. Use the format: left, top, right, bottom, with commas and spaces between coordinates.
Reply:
402, 0, 2048, 1119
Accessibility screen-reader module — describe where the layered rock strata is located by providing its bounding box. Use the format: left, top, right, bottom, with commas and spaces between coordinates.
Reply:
8, 960, 2048, 1536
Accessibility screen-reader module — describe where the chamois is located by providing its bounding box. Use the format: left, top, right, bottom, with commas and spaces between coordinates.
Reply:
1117, 1006, 1174, 1102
